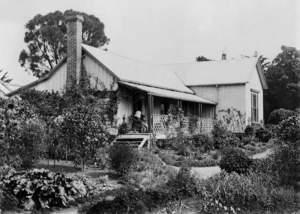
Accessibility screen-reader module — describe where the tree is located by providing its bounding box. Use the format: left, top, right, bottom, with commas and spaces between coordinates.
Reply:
264, 46, 300, 122
19, 10, 109, 78
195, 55, 211, 62
0, 69, 12, 83
59, 91, 110, 171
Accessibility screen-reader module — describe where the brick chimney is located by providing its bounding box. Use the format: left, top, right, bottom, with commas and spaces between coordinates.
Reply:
222, 48, 227, 60
66, 15, 84, 91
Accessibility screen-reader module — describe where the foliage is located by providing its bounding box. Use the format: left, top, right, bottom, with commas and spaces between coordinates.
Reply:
58, 86, 110, 171
212, 121, 240, 149
241, 136, 252, 145
108, 144, 138, 174
158, 150, 218, 167
0, 98, 38, 168
201, 198, 240, 214
2, 168, 95, 211
118, 121, 129, 134
91, 147, 108, 169
255, 127, 271, 143
191, 133, 213, 152
203, 171, 296, 211
188, 116, 199, 134
0, 69, 12, 83
20, 89, 64, 119
267, 108, 297, 125
123, 150, 176, 190
79, 186, 171, 214
277, 115, 300, 144
264, 46, 300, 121
219, 148, 252, 174
18, 118, 46, 169
272, 144, 300, 186
196, 55, 211, 62
19, 10, 109, 78
244, 125, 254, 136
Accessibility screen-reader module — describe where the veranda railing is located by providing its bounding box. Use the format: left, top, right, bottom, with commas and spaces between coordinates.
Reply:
152, 114, 214, 135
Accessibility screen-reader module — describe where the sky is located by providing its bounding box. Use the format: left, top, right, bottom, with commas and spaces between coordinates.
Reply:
0, 0, 299, 85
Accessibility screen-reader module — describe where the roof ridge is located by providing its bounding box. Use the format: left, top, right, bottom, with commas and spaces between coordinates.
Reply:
161, 57, 258, 66
82, 44, 156, 65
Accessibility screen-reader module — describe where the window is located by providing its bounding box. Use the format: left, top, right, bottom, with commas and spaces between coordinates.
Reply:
251, 92, 259, 122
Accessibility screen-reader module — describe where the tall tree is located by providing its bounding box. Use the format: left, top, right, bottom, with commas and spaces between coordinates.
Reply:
196, 55, 211, 62
264, 46, 300, 122
0, 69, 12, 83
19, 10, 109, 78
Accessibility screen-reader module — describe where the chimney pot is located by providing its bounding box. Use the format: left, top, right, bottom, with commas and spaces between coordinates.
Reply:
66, 15, 84, 91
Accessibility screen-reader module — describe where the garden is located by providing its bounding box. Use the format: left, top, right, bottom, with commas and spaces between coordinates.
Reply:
0, 86, 300, 214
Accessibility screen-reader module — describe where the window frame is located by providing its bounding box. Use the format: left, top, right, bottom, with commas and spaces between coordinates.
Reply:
251, 91, 259, 123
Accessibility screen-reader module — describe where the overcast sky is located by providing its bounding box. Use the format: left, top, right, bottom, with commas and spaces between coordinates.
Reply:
0, 0, 299, 85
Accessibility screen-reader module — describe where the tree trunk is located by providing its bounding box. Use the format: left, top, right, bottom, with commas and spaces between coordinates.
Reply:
81, 158, 85, 171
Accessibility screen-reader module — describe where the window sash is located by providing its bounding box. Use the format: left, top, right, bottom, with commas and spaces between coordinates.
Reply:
251, 93, 259, 122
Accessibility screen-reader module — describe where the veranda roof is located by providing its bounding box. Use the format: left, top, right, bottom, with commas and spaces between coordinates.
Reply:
119, 81, 216, 105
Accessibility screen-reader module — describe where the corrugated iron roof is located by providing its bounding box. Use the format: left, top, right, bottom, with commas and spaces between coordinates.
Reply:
167, 58, 267, 88
119, 81, 216, 105
83, 44, 193, 94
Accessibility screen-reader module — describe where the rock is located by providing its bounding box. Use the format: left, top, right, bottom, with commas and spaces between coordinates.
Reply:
24, 199, 35, 211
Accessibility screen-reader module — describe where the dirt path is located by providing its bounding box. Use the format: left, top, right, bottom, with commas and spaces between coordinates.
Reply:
190, 148, 274, 180
251, 148, 273, 159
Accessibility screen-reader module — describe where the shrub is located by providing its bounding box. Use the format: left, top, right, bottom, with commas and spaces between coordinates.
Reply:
79, 186, 171, 214
204, 171, 296, 211
123, 150, 176, 190
277, 115, 300, 144
244, 125, 254, 136
166, 165, 201, 199
255, 127, 271, 143
170, 131, 193, 156
212, 121, 229, 149
92, 147, 108, 169
219, 148, 252, 174
241, 136, 252, 145
212, 121, 240, 149
18, 118, 46, 169
191, 133, 213, 152
268, 108, 297, 125
272, 144, 300, 186
108, 144, 137, 174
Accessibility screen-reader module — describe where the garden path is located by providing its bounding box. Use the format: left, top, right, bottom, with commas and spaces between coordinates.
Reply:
190, 148, 274, 179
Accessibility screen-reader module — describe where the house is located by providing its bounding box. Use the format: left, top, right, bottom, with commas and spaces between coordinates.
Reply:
7, 15, 267, 138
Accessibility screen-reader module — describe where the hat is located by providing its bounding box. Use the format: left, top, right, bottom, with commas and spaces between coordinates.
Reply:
134, 111, 141, 119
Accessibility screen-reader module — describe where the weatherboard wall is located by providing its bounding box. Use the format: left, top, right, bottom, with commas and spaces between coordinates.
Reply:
33, 63, 67, 92
245, 65, 264, 123
83, 55, 132, 125
190, 84, 246, 119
